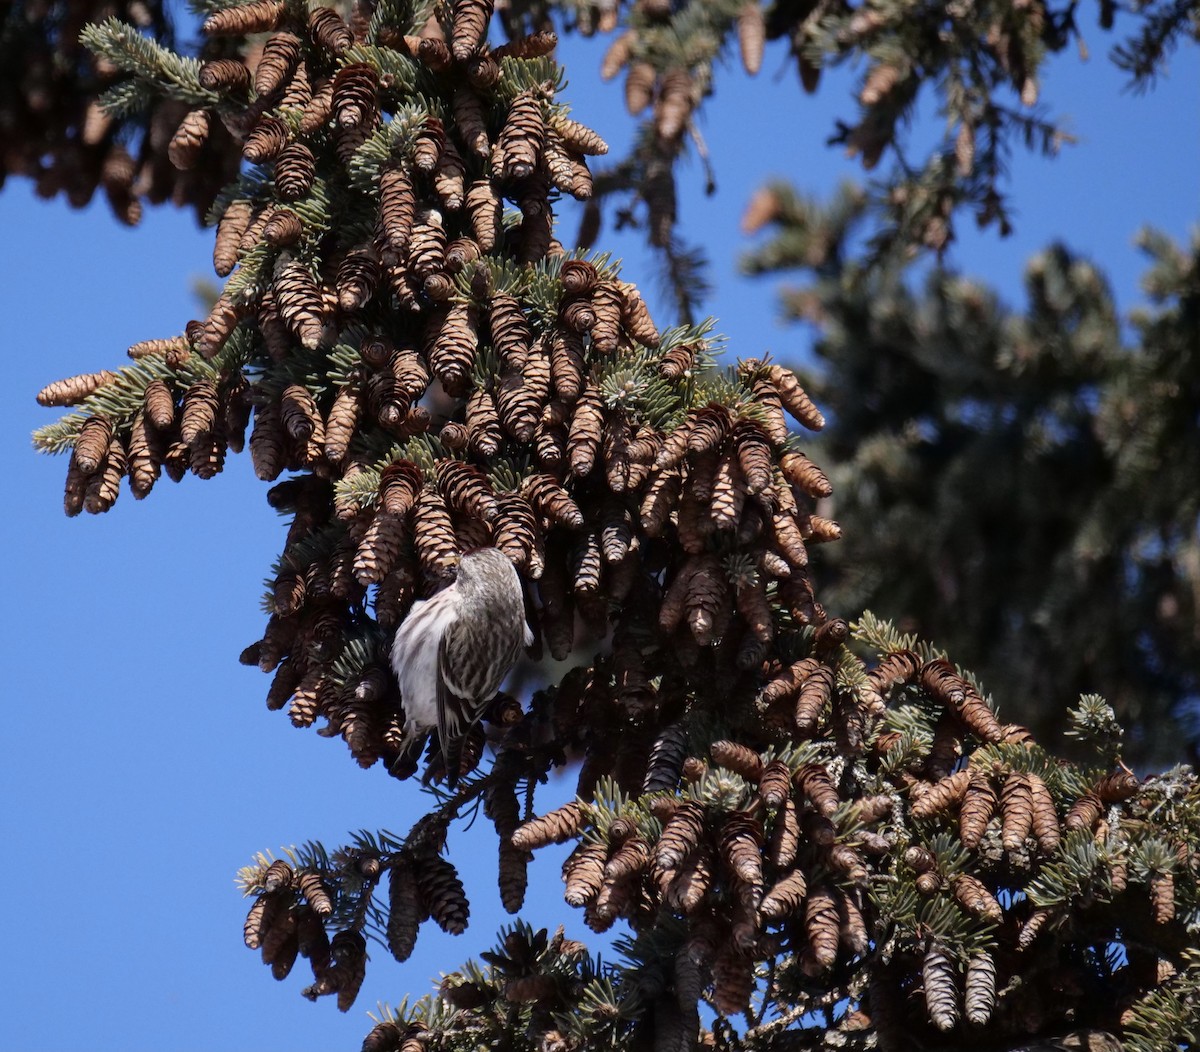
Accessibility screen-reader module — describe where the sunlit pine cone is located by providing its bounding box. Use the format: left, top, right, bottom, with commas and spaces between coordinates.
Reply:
434, 139, 467, 210
254, 32, 302, 96
213, 200, 252, 276
299, 78, 335, 134
462, 388, 500, 457
260, 205, 303, 247
279, 384, 323, 445
765, 364, 824, 431
179, 379, 220, 446
514, 801, 587, 852
585, 281, 621, 355
450, 0, 493, 60
959, 770, 999, 848
354, 511, 407, 584
710, 452, 746, 532
374, 461, 422, 519
332, 63, 379, 130
236, 208, 271, 256
964, 951, 997, 1026
803, 886, 840, 971
451, 85, 490, 159
794, 664, 834, 735
194, 293, 243, 358
367, 373, 409, 431
636, 467, 679, 537
1000, 772, 1035, 851
909, 769, 969, 820
466, 178, 503, 251
384, 345, 429, 402
435, 460, 497, 523
544, 138, 593, 200
617, 282, 660, 348
374, 166, 417, 260
604, 836, 650, 883
445, 238, 482, 277
203, 0, 283, 35
922, 941, 959, 1032
720, 811, 764, 889
309, 6, 354, 55
36, 369, 119, 408
795, 763, 840, 819
953, 874, 1003, 922
424, 303, 475, 394
493, 494, 543, 576
708, 740, 762, 782
487, 292, 532, 367
126, 413, 163, 498
561, 383, 601, 476
273, 259, 325, 349
491, 370, 536, 444
760, 868, 807, 921
562, 841, 606, 907
250, 400, 286, 481
496, 88, 545, 180
411, 489, 458, 582
407, 208, 447, 280
521, 474, 584, 529
1027, 773, 1061, 852
199, 58, 251, 93
335, 245, 380, 310
166, 108, 211, 170
550, 328, 586, 402
83, 438, 126, 513
275, 142, 317, 200
72, 415, 114, 475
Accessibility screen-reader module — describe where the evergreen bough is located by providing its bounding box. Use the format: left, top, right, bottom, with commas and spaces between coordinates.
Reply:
32, 1, 1200, 1049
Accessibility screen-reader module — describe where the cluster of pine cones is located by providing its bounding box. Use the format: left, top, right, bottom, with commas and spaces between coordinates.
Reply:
35, 1, 1199, 1046
1, 0, 241, 219
503, 646, 1193, 1043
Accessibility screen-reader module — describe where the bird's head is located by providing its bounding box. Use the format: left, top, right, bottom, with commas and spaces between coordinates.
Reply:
455, 546, 519, 593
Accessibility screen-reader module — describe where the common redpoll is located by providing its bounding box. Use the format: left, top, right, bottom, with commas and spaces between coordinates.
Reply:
390, 547, 532, 785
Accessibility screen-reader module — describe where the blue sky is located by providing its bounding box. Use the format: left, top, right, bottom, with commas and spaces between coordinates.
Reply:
2, 16, 1197, 1052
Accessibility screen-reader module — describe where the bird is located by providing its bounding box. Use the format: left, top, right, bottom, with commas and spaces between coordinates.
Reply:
389, 547, 532, 786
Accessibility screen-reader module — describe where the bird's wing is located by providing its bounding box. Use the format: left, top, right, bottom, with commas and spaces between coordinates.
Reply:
436, 624, 477, 787
391, 591, 458, 731
435, 628, 452, 769
523, 619, 534, 647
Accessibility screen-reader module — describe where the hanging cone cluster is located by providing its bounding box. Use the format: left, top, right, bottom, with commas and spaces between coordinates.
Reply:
2, 0, 240, 222
505, 616, 1200, 1045
34, 1, 1200, 1048
35, 0, 834, 789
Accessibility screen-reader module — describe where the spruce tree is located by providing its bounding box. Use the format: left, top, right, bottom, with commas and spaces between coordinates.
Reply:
741, 194, 1200, 766
29, 0, 1200, 1049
